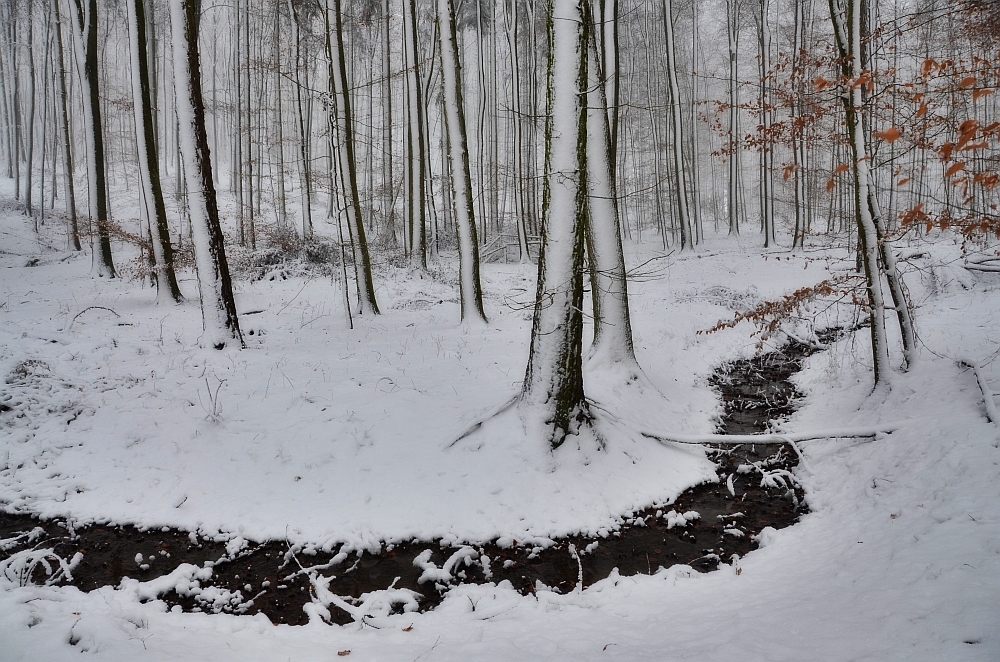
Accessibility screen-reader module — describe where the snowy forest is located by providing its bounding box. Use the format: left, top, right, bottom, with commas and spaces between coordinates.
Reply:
1, 0, 999, 659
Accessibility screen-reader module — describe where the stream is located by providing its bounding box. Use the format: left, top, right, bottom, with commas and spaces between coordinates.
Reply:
0, 337, 826, 625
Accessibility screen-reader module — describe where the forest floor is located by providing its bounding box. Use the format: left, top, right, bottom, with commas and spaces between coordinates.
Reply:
1, 178, 999, 660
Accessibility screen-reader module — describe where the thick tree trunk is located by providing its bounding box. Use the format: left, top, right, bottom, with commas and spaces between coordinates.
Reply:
25, 0, 35, 220
169, 0, 243, 349
757, 0, 776, 247
726, 0, 740, 236
520, 0, 590, 449
381, 0, 396, 246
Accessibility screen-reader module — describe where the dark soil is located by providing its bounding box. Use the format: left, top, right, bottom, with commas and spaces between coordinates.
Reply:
0, 337, 826, 626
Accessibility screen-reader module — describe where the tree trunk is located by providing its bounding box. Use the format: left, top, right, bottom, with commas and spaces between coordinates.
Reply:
326, 0, 380, 315
829, 0, 890, 385
128, 0, 182, 302
726, 0, 741, 236
70, 0, 115, 277
287, 0, 313, 240
663, 0, 692, 249
437, 0, 487, 324
520, 0, 590, 449
169, 0, 243, 349
584, 7, 636, 369
403, 0, 428, 269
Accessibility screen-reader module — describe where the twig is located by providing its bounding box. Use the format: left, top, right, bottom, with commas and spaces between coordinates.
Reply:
69, 306, 120, 329
444, 395, 519, 449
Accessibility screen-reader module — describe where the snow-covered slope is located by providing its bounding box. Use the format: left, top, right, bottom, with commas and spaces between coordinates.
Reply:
2, 179, 998, 660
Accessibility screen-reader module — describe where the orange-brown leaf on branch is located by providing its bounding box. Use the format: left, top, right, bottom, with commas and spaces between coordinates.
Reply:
940, 142, 955, 160
874, 127, 902, 142
946, 162, 966, 177
958, 119, 979, 133
974, 173, 999, 190
834, 163, 850, 175
958, 76, 978, 88
921, 58, 937, 77
700, 277, 858, 343
915, 102, 928, 118
961, 141, 989, 151
826, 179, 836, 193
983, 122, 1000, 136
973, 88, 994, 102
782, 164, 797, 181
852, 73, 872, 89
957, 119, 980, 150
897, 177, 911, 186
900, 203, 927, 228
814, 76, 831, 90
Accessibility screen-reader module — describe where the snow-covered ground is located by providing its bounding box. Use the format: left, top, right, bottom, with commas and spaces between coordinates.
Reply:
2, 179, 999, 660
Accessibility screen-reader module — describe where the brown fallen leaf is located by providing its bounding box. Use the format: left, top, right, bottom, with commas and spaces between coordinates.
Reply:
338, 651, 351, 657
402, 624, 414, 632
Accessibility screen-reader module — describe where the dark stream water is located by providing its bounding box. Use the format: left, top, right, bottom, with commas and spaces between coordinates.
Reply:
0, 339, 824, 625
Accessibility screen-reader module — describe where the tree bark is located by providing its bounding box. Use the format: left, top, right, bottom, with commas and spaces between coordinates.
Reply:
128, 0, 182, 303
520, 0, 590, 449
169, 0, 243, 349
326, 0, 380, 315
437, 0, 487, 324
584, 8, 636, 368
70, 0, 115, 277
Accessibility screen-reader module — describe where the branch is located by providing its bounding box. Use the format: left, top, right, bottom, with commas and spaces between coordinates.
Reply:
958, 359, 999, 426
641, 426, 902, 446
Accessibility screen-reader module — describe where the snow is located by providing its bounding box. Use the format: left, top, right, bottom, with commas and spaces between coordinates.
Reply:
2, 175, 1000, 658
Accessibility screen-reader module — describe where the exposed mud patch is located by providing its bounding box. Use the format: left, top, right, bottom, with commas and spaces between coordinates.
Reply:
1, 336, 828, 625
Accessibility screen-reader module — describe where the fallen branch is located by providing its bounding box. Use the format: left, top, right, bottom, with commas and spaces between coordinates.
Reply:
958, 359, 998, 428
69, 306, 120, 329
641, 425, 901, 446
964, 263, 1000, 273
